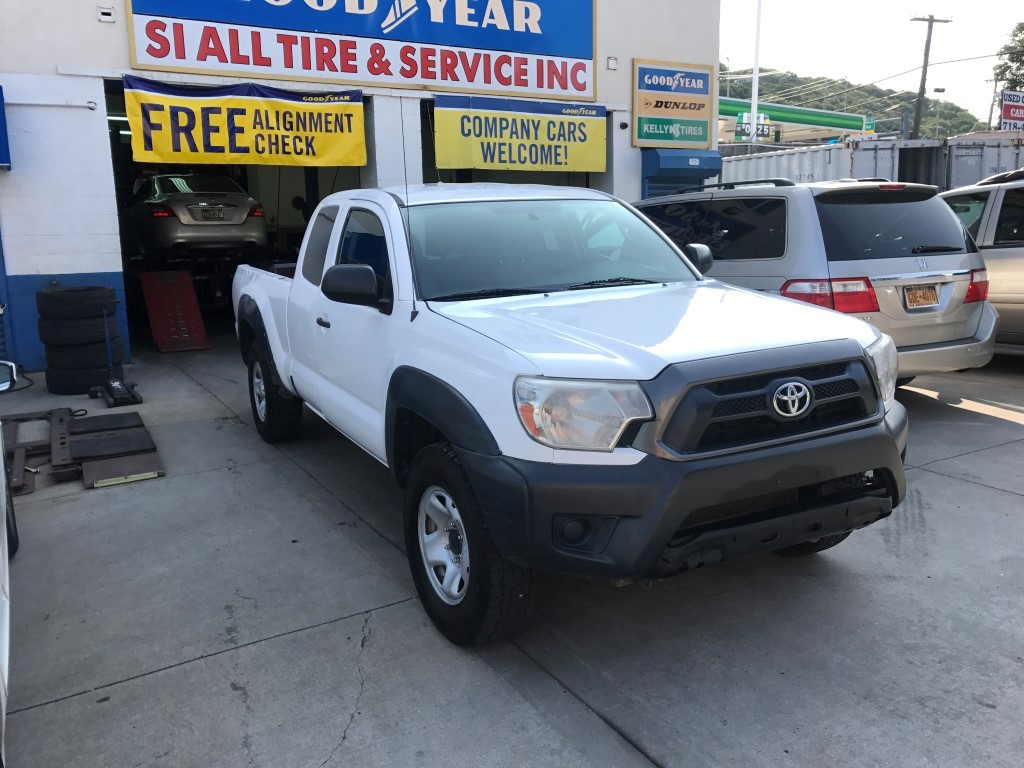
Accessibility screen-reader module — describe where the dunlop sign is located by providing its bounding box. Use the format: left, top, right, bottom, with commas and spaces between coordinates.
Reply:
633, 60, 714, 149
434, 95, 606, 172
127, 0, 596, 100
123, 76, 367, 167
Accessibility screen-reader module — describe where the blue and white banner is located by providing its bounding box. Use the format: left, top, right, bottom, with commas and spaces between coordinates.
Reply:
128, 0, 596, 100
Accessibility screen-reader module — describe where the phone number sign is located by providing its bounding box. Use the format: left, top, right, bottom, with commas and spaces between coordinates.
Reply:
632, 60, 714, 149
1002, 90, 1024, 131
127, 0, 596, 101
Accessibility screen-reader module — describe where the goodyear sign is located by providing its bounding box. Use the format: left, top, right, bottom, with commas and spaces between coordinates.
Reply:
123, 76, 366, 167
633, 60, 714, 149
434, 96, 606, 172
127, 0, 595, 100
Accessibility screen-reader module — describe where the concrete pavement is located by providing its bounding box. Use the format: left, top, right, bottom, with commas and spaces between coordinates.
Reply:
2, 339, 1022, 767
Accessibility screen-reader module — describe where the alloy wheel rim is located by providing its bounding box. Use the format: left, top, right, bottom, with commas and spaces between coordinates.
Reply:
417, 485, 470, 606
252, 362, 267, 422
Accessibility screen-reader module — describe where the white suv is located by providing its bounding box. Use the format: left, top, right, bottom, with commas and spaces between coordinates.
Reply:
637, 179, 997, 381
941, 169, 1024, 354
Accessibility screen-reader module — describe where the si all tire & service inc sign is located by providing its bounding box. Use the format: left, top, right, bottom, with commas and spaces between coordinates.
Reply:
127, 0, 596, 100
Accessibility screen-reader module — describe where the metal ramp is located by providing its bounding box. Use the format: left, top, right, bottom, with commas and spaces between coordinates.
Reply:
139, 271, 213, 352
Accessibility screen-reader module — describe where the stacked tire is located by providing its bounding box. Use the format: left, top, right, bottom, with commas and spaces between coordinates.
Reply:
37, 286, 124, 395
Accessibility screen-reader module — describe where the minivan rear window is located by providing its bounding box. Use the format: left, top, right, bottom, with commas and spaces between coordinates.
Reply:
816, 192, 969, 261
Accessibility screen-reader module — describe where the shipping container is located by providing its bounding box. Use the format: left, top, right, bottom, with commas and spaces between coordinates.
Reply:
720, 133, 1024, 190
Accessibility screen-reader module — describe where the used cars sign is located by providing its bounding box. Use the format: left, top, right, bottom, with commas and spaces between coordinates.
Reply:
127, 0, 595, 100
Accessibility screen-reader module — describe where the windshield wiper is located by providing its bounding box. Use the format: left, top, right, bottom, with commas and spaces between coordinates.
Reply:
565, 277, 661, 291
911, 245, 963, 254
428, 288, 546, 302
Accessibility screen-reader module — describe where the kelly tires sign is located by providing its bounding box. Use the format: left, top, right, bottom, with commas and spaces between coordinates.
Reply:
434, 95, 606, 172
632, 60, 714, 149
123, 76, 367, 166
1001, 90, 1024, 132
127, 0, 596, 100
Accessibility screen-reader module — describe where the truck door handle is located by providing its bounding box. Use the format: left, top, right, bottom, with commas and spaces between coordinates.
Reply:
316, 316, 331, 329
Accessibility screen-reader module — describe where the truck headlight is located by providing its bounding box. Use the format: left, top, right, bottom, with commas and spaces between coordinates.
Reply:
866, 333, 898, 404
514, 377, 654, 451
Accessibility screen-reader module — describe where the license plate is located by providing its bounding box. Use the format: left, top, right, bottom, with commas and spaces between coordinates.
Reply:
904, 285, 939, 308
200, 209, 225, 221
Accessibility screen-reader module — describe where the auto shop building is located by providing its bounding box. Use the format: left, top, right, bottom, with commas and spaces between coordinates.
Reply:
0, 0, 722, 370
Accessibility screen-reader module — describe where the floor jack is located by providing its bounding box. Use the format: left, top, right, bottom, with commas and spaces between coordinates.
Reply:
89, 302, 144, 408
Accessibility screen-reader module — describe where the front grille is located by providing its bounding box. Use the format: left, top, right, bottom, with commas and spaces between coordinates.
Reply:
659, 359, 877, 457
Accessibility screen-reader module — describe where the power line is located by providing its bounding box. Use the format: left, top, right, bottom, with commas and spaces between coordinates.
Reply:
790, 53, 999, 108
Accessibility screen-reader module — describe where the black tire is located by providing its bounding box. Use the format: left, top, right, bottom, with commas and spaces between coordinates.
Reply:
38, 316, 120, 346
45, 339, 124, 369
404, 442, 539, 646
248, 344, 303, 443
36, 286, 117, 320
896, 377, 916, 388
773, 531, 852, 558
6, 482, 19, 559
45, 365, 123, 396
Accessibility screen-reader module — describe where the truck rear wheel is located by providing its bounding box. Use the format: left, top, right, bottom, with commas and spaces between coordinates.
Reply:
773, 531, 851, 557
248, 344, 303, 443
404, 443, 539, 646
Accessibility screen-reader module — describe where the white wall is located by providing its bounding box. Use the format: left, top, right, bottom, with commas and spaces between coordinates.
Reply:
0, 74, 121, 276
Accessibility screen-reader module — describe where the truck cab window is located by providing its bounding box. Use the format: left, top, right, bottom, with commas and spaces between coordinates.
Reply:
337, 209, 393, 299
301, 206, 338, 285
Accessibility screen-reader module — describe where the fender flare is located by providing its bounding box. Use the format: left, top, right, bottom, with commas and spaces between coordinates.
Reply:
236, 295, 287, 390
386, 366, 500, 477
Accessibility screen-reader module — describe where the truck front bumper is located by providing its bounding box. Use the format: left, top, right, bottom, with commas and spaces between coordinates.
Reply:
458, 402, 908, 581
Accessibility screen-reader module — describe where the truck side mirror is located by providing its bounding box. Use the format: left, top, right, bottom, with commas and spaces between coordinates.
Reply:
682, 243, 714, 275
0, 361, 17, 393
321, 264, 380, 308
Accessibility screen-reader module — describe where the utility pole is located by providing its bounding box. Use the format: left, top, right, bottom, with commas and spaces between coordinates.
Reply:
910, 15, 951, 139
748, 0, 763, 154
986, 76, 1000, 130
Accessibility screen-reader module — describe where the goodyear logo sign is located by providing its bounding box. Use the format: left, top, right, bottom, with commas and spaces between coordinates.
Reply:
434, 96, 606, 172
123, 76, 366, 167
128, 0, 595, 100
633, 60, 714, 149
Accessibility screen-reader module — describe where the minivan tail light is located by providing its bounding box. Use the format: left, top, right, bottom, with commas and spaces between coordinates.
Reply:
150, 204, 175, 218
965, 268, 989, 303
831, 278, 880, 313
247, 203, 265, 218
878, 184, 907, 191
781, 278, 879, 314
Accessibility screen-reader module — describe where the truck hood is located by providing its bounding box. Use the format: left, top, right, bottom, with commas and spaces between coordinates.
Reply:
430, 282, 879, 380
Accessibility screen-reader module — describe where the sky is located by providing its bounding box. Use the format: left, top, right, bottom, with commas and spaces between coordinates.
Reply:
719, 0, 1022, 126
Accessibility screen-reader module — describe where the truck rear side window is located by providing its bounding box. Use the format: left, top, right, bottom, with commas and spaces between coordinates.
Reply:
816, 192, 968, 261
301, 207, 338, 285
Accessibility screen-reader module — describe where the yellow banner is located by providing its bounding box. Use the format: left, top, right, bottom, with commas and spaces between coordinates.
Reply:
434, 96, 606, 173
123, 76, 366, 167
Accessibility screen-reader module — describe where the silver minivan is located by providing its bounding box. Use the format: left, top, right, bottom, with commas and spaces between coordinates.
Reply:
637, 179, 997, 380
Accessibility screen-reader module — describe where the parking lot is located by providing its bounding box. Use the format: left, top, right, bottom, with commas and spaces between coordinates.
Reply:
2, 338, 1022, 768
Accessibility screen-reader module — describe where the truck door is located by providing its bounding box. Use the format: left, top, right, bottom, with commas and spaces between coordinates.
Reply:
310, 203, 396, 461
285, 205, 343, 410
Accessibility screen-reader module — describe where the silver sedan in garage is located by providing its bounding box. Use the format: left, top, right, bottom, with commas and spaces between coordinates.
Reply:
120, 174, 268, 258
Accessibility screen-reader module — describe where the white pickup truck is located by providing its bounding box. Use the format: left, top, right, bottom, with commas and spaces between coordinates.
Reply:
233, 184, 909, 645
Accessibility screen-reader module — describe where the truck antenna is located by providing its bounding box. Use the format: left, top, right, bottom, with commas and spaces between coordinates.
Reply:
399, 97, 419, 322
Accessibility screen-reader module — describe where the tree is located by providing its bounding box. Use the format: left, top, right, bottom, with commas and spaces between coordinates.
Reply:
995, 22, 1024, 91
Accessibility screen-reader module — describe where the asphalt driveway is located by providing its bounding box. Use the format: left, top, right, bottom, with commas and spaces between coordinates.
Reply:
2, 339, 1022, 768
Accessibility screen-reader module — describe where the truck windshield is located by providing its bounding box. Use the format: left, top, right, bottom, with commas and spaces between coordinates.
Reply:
406, 199, 696, 301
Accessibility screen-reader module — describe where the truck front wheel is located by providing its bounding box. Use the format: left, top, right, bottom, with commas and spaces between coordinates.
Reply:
404, 443, 539, 645
248, 343, 303, 443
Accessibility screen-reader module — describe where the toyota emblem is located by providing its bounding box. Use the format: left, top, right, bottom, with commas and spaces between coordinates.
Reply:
772, 382, 812, 418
